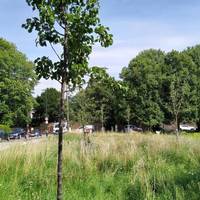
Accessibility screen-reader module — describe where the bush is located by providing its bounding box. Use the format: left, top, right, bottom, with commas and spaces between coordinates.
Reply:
0, 124, 11, 134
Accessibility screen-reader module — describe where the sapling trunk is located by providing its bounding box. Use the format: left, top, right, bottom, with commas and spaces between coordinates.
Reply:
22, 2, 113, 200
57, 80, 66, 200
57, 13, 69, 199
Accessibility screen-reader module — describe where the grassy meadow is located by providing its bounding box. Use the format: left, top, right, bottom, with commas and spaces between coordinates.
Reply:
0, 133, 200, 200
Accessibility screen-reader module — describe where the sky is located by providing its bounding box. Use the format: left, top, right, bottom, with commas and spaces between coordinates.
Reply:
1, 0, 200, 96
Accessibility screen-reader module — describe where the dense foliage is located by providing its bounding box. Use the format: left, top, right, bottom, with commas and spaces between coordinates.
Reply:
23, 1, 113, 199
69, 69, 127, 131
22, 0, 113, 85
68, 46, 200, 131
0, 38, 36, 127
33, 88, 60, 125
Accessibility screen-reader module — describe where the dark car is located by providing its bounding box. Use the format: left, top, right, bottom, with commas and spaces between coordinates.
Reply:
125, 125, 143, 132
10, 128, 25, 139
29, 129, 42, 137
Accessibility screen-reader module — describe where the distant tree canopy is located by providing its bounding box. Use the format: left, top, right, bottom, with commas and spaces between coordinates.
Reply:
121, 49, 165, 129
184, 45, 200, 129
67, 46, 200, 131
31, 45, 200, 131
33, 88, 60, 125
121, 48, 200, 131
0, 38, 37, 127
69, 69, 127, 131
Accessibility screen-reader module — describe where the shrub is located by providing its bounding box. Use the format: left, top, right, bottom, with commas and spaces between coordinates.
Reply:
0, 124, 11, 134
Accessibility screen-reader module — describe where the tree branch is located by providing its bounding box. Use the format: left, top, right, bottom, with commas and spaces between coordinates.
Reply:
49, 42, 62, 61
56, 20, 65, 30
55, 29, 65, 36
55, 79, 62, 84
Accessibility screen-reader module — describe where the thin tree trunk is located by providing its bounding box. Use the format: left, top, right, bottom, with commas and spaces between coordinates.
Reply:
57, 6, 68, 199
57, 80, 66, 200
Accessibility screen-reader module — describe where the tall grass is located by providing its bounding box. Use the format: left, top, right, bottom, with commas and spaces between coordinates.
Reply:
0, 133, 200, 199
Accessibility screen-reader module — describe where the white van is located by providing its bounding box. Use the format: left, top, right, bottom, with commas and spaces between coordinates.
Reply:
53, 122, 68, 134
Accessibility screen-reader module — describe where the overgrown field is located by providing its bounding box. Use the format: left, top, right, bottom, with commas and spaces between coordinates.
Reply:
0, 133, 200, 200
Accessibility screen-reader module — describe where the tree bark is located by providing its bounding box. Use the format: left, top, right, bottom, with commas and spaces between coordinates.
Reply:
57, 7, 68, 199
66, 86, 70, 131
57, 80, 66, 200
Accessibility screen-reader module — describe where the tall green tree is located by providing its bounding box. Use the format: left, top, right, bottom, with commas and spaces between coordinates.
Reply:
69, 68, 127, 131
121, 49, 165, 130
184, 45, 200, 130
87, 68, 126, 130
164, 50, 197, 134
0, 38, 36, 127
23, 1, 113, 199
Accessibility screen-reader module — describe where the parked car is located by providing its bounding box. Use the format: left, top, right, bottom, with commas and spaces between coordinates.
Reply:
125, 125, 143, 133
179, 124, 196, 131
10, 128, 25, 139
29, 129, 42, 137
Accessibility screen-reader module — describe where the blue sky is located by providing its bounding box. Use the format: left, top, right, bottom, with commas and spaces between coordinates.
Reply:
1, 0, 200, 95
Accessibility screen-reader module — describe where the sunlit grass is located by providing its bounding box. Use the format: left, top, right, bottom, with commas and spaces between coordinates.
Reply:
0, 133, 200, 199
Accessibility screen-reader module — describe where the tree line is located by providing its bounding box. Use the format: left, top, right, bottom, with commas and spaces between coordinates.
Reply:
32, 46, 200, 132
0, 38, 36, 128
1, 37, 200, 132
